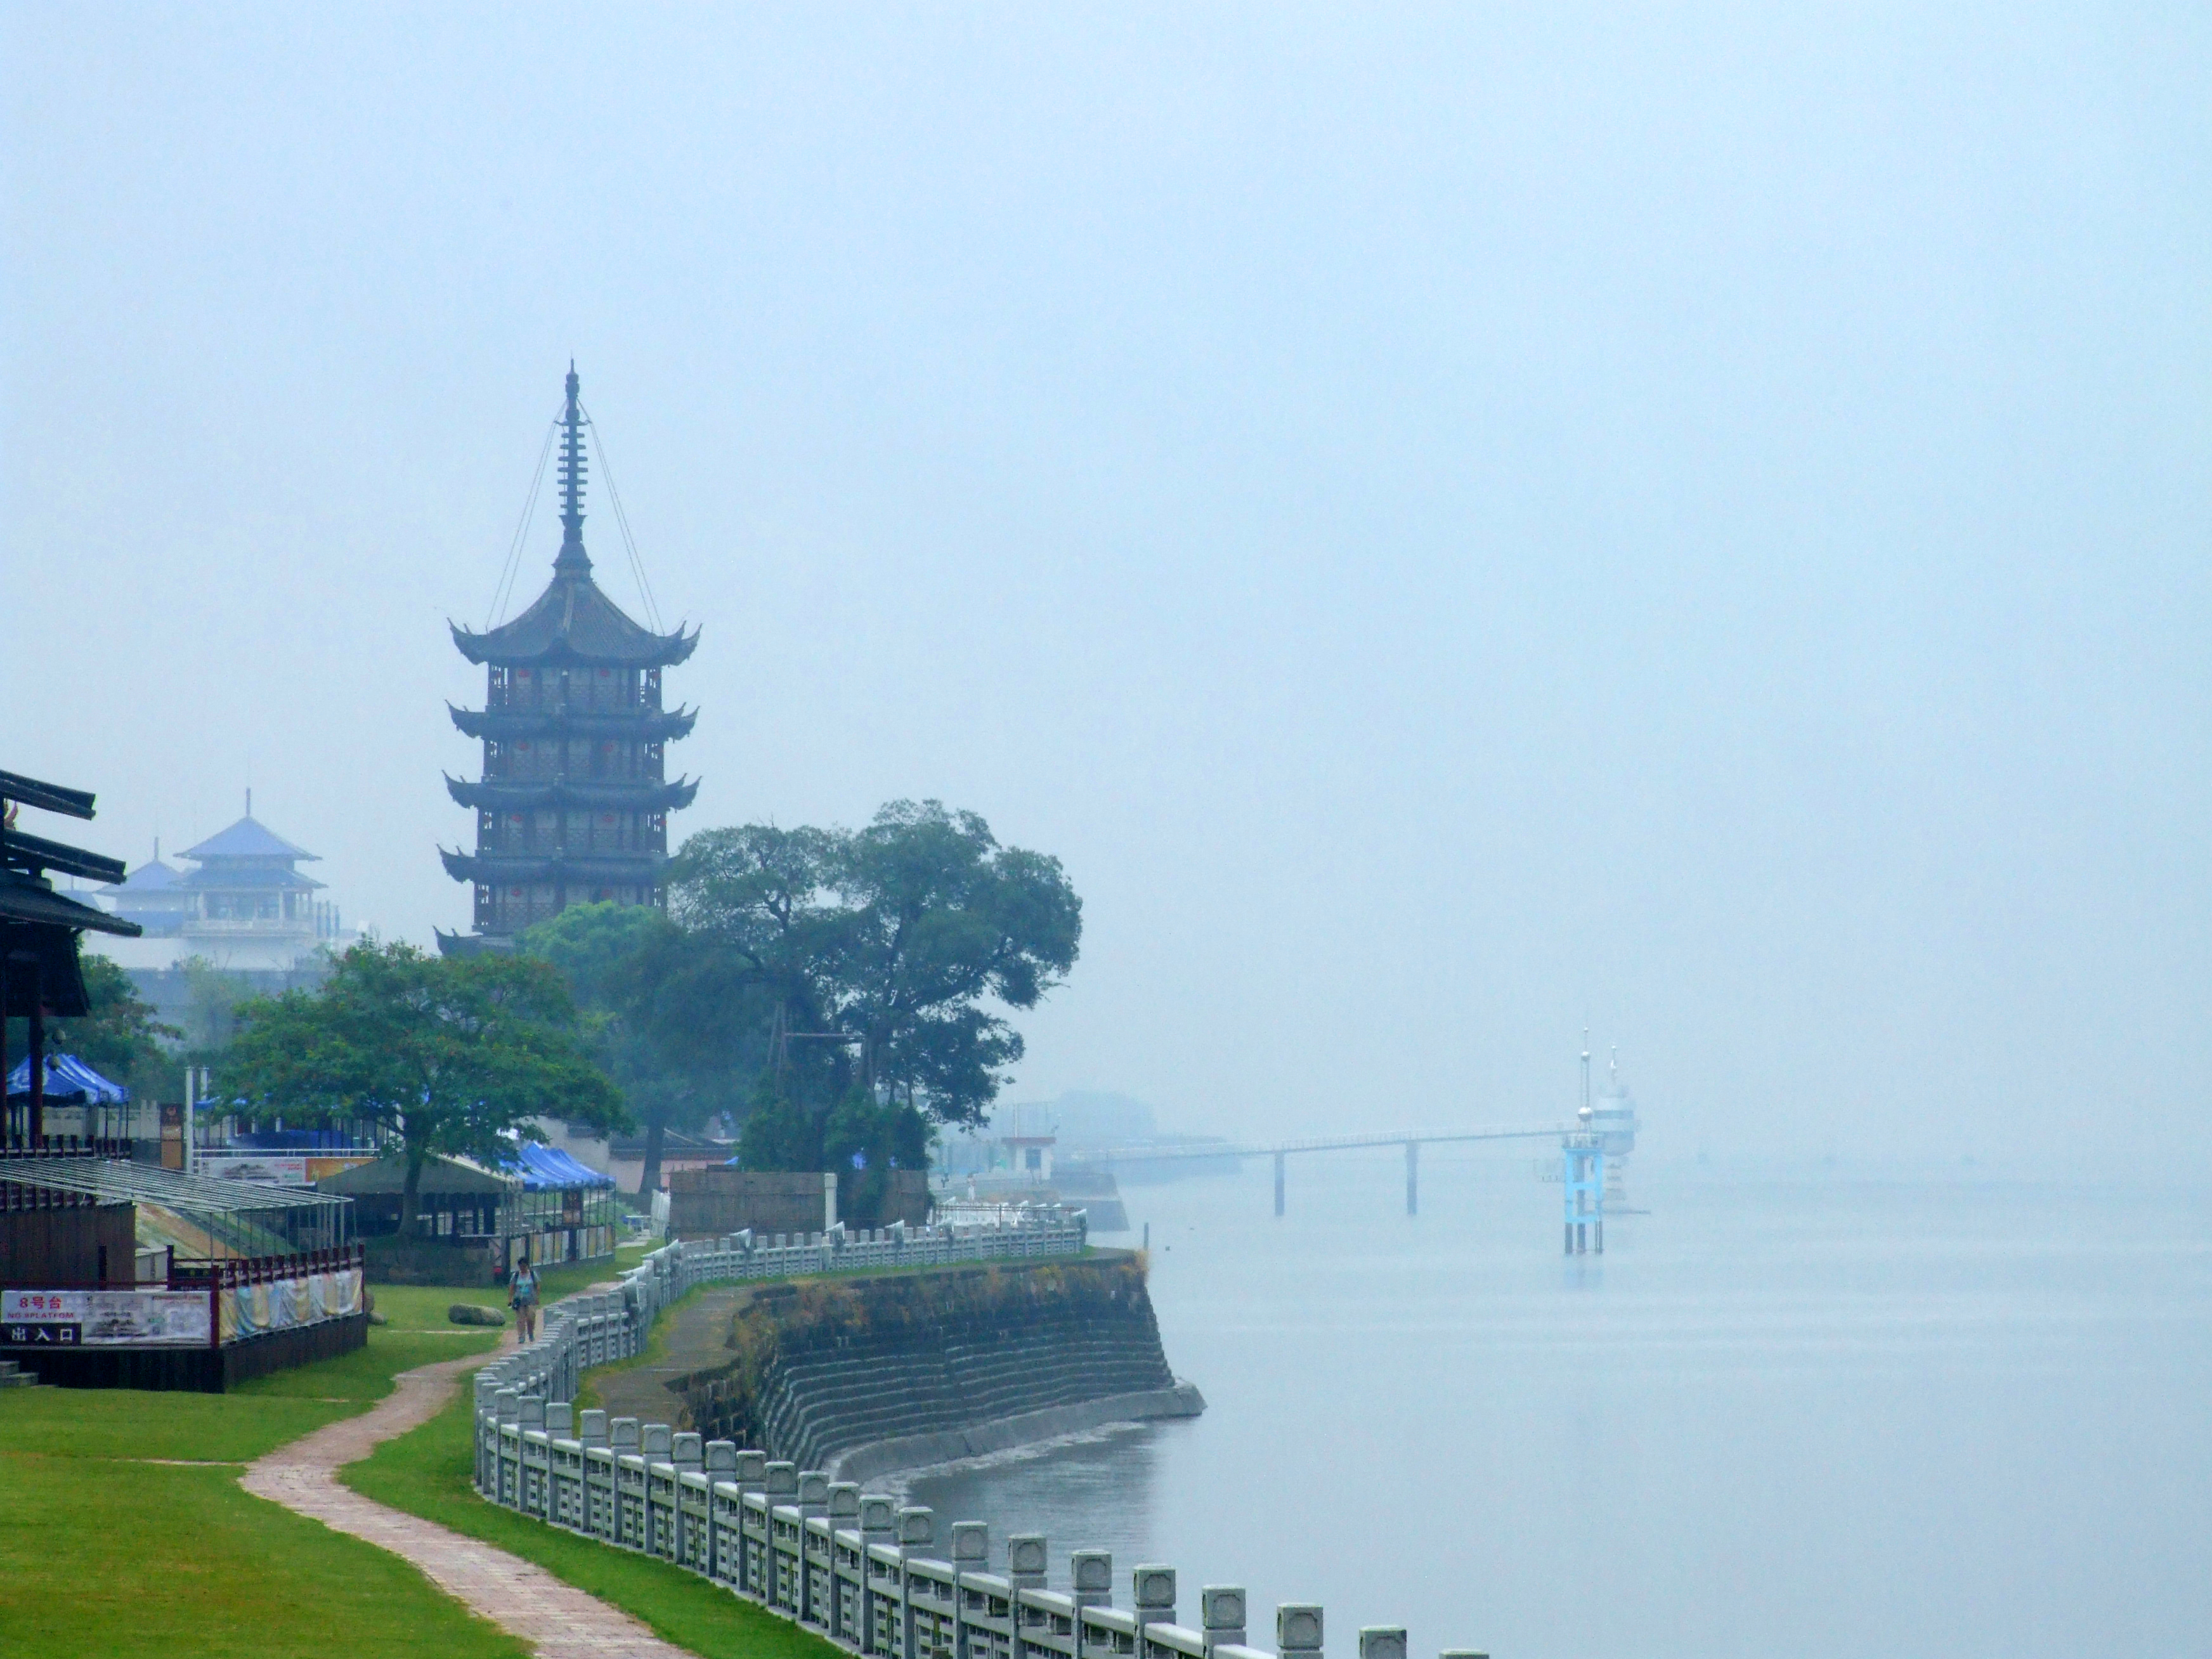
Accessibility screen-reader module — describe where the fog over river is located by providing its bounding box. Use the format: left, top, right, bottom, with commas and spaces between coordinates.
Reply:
902, 1156, 2211, 1658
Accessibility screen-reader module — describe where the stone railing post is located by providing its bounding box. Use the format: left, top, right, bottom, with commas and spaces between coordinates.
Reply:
1201, 1587, 1248, 1653
1133, 1565, 1176, 1629
895, 1504, 934, 1558
859, 1493, 897, 1546
1278, 1604, 1324, 1659
1008, 1533, 1048, 1591
1072, 1549, 1113, 1608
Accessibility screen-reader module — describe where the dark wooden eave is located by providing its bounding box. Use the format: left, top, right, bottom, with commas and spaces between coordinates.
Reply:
443, 776, 699, 814
450, 571, 699, 670
447, 705, 699, 743
438, 849, 670, 887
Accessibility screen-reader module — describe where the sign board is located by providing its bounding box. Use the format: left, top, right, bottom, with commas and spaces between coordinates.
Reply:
198, 1153, 311, 1186
197, 1152, 376, 1187
1, 1289, 212, 1348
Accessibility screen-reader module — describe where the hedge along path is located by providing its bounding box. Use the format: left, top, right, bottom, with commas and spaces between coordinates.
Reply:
242, 1334, 696, 1659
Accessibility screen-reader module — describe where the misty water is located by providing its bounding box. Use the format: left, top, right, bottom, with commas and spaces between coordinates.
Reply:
901, 1154, 2211, 1658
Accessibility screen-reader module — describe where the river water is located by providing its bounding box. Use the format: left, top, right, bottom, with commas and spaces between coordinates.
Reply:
901, 1153, 2211, 1658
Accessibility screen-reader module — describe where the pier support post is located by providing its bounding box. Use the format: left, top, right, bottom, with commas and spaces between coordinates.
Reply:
1273, 1152, 1285, 1218
1404, 1142, 1418, 1216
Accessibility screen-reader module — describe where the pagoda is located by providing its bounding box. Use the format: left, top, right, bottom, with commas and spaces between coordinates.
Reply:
438, 367, 699, 953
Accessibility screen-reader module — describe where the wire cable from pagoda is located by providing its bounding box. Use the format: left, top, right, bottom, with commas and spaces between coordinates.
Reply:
580, 404, 666, 634
487, 413, 560, 627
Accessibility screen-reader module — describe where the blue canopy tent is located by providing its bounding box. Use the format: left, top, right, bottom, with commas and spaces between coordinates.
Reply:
6, 1052, 127, 1104
503, 1143, 615, 1192
491, 1140, 619, 1271
316, 1141, 621, 1278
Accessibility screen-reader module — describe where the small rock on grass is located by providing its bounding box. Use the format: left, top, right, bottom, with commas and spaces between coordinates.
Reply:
448, 1303, 507, 1327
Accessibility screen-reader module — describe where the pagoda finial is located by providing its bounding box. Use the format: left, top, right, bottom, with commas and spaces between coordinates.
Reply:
555, 360, 590, 575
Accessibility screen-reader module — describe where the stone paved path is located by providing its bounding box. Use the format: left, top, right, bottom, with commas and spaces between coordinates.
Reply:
242, 1336, 695, 1659
592, 1284, 745, 1428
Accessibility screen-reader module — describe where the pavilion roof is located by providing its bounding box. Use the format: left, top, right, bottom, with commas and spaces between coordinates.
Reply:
181, 816, 318, 864
100, 857, 182, 894
0, 869, 140, 938
177, 862, 325, 893
450, 570, 698, 668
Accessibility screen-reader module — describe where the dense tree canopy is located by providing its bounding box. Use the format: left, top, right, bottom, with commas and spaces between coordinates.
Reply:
219, 940, 627, 1228
519, 902, 757, 1196
666, 799, 1081, 1172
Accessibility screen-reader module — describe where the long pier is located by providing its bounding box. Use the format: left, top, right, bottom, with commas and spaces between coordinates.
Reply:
1065, 1126, 1568, 1216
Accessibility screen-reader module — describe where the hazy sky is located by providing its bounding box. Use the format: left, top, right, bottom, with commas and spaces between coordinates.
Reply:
5, 6, 2206, 1167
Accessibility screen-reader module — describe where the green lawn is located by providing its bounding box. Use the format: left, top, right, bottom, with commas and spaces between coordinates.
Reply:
0, 1454, 527, 1659
367, 1242, 652, 1334
0, 1320, 517, 1659
343, 1382, 835, 1659
0, 1239, 866, 1659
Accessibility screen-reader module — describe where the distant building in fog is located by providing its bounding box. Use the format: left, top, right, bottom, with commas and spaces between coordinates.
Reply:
86, 800, 358, 1029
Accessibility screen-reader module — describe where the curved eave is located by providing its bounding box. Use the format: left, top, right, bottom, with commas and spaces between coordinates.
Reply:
449, 618, 700, 670
439, 849, 670, 887
443, 776, 700, 813
446, 704, 699, 742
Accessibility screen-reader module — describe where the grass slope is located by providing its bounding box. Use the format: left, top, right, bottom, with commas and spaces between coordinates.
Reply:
342, 1382, 835, 1659
0, 1455, 527, 1659
0, 1320, 518, 1659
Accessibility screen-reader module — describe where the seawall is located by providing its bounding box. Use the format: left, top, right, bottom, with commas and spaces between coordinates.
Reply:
661, 1252, 1202, 1476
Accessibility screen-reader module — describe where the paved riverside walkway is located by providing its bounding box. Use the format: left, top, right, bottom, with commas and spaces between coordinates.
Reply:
242, 1336, 694, 1659
591, 1284, 746, 1426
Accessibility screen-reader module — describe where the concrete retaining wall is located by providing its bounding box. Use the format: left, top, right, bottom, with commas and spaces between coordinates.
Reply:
670, 1254, 1197, 1471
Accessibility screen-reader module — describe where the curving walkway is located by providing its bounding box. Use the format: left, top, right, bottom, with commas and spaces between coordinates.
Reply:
242, 1337, 694, 1659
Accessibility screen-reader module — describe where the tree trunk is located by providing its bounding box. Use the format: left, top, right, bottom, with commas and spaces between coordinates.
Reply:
637, 1117, 665, 1200
401, 1147, 426, 1234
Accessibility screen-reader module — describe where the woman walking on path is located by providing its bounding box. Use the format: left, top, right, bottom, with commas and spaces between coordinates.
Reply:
509, 1259, 541, 1343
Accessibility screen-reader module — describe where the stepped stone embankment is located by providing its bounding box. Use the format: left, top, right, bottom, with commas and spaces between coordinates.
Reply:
625, 1251, 1200, 1478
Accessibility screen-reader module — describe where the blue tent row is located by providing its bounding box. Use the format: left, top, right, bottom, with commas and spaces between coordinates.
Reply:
5, 1051, 127, 1103
504, 1142, 616, 1192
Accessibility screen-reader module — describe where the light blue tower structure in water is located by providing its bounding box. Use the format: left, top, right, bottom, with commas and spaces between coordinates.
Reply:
1563, 1035, 1610, 1254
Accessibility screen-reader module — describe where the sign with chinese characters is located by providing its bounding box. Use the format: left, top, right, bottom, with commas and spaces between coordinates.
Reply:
1, 1289, 212, 1348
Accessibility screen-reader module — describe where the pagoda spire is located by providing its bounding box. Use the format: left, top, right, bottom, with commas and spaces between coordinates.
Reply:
554, 360, 591, 575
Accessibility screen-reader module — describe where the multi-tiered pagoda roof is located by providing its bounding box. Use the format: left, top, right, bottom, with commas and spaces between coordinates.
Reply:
438, 367, 699, 953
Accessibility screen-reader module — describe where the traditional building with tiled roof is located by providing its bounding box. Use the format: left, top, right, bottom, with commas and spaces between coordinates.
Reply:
438, 366, 699, 953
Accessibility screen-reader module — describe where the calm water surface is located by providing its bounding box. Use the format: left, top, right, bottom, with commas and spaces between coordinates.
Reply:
903, 1156, 2212, 1658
